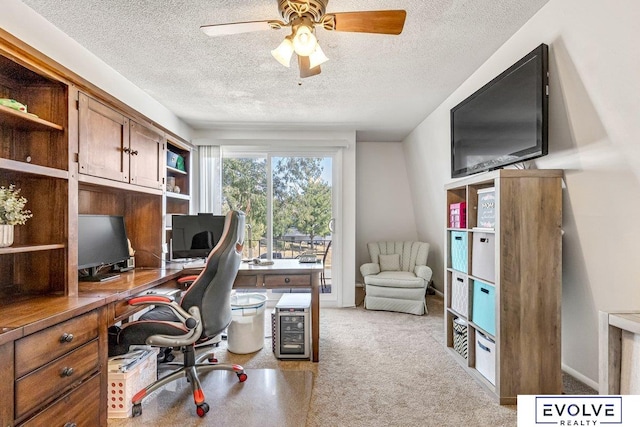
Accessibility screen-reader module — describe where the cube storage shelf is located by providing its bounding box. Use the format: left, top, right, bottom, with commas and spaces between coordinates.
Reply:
444, 169, 563, 404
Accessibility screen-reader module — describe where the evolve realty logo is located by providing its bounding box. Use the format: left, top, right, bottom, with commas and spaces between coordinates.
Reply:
535, 396, 621, 426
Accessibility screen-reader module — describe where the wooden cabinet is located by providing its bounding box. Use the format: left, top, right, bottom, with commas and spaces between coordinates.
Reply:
0, 47, 72, 299
130, 119, 163, 189
164, 138, 192, 258
165, 138, 191, 214
78, 92, 163, 190
444, 169, 563, 404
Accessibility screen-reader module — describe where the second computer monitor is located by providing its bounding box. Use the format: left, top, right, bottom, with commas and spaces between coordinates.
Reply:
170, 213, 226, 260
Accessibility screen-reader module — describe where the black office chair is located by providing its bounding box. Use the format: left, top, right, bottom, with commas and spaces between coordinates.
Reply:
321, 240, 331, 292
109, 210, 246, 417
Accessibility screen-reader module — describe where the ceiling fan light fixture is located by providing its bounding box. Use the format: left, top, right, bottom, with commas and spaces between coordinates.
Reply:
292, 24, 317, 56
308, 44, 329, 68
271, 36, 294, 67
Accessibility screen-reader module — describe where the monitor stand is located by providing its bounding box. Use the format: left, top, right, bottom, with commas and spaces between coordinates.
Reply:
79, 266, 121, 282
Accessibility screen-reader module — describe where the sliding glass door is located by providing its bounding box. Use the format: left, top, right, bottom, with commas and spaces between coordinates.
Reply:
221, 149, 338, 297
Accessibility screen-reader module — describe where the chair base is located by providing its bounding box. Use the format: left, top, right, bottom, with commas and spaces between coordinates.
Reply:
131, 347, 247, 418
364, 294, 427, 315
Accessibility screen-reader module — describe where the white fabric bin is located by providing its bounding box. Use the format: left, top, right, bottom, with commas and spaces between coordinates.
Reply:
475, 332, 496, 385
451, 272, 468, 317
472, 232, 495, 282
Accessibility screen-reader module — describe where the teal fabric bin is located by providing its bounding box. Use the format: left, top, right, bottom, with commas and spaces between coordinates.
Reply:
450, 231, 468, 273
472, 280, 495, 336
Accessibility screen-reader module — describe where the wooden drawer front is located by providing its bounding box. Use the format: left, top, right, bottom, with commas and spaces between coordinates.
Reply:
234, 274, 258, 287
20, 373, 101, 427
113, 298, 144, 321
15, 339, 99, 419
264, 274, 311, 287
15, 310, 99, 377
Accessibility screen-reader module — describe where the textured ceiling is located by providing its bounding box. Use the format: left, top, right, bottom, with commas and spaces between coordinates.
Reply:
21, 0, 549, 142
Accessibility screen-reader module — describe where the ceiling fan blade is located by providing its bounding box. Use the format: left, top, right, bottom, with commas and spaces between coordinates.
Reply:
326, 10, 406, 35
200, 20, 283, 37
298, 55, 321, 78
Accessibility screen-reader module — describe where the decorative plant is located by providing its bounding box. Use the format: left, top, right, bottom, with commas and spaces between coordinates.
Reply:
0, 184, 33, 225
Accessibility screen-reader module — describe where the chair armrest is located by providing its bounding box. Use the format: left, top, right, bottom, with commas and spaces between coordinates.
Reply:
127, 296, 198, 330
414, 265, 433, 284
127, 295, 203, 347
360, 262, 380, 277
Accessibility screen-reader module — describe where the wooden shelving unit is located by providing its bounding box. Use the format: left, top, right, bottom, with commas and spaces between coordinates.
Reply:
444, 169, 563, 404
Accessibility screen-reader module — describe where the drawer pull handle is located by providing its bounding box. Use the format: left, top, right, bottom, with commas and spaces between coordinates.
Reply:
123, 147, 131, 154
454, 236, 462, 241
480, 237, 488, 243
60, 333, 74, 343
284, 277, 291, 284
456, 277, 464, 283
64, 423, 77, 427
480, 288, 489, 294
130, 149, 139, 155
61, 367, 74, 377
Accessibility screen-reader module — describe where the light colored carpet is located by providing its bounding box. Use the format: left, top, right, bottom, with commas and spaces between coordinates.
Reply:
108, 294, 595, 426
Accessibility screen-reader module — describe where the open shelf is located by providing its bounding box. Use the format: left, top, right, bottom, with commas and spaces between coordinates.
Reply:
0, 104, 64, 131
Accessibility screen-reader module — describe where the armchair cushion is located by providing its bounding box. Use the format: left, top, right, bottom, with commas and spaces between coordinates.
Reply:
379, 253, 401, 271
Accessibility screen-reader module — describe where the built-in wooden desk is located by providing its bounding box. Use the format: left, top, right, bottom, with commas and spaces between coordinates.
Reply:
183, 259, 322, 361
80, 260, 323, 361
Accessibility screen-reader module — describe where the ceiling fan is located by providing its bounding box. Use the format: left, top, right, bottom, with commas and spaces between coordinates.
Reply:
200, 0, 406, 78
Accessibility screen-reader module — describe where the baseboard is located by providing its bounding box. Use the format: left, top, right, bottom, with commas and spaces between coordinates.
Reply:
562, 363, 599, 391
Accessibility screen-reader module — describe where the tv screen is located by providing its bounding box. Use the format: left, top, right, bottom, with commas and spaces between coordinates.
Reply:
171, 213, 226, 260
451, 43, 549, 178
78, 215, 130, 281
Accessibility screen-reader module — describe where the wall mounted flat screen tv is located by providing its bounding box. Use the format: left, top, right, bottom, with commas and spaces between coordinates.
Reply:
450, 43, 549, 178
170, 213, 226, 260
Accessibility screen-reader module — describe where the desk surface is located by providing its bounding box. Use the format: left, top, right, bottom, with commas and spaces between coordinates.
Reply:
237, 258, 323, 273
1, 261, 322, 360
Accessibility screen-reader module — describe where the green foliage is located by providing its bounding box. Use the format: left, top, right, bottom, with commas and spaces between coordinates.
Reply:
221, 156, 332, 249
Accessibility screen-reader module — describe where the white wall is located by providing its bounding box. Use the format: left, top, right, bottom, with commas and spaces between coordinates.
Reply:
404, 0, 640, 387
356, 142, 418, 281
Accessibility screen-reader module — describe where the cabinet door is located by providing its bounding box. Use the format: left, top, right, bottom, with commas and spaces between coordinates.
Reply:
129, 120, 163, 189
78, 92, 129, 182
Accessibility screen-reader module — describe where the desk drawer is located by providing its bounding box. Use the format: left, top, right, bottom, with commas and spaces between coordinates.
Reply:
20, 373, 101, 427
234, 274, 258, 287
113, 298, 144, 321
15, 310, 99, 377
265, 274, 311, 287
15, 339, 100, 419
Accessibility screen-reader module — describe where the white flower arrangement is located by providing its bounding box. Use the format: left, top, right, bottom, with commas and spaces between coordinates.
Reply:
0, 184, 33, 225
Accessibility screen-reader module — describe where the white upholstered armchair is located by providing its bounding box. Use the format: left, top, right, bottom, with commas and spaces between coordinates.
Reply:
360, 241, 432, 315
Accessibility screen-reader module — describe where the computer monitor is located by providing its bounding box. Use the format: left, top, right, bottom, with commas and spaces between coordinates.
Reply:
170, 213, 226, 260
78, 214, 130, 282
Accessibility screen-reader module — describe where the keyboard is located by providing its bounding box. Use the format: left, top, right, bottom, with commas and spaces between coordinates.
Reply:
182, 260, 206, 269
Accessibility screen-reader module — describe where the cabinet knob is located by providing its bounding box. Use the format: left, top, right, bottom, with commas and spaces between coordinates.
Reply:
284, 277, 291, 284
60, 367, 74, 377
60, 333, 74, 343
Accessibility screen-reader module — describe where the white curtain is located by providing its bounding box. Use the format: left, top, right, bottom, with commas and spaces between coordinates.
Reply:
198, 145, 221, 214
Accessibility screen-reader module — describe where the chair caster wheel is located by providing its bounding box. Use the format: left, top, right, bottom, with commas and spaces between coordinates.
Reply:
132, 403, 142, 417
196, 402, 210, 417
237, 372, 248, 382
